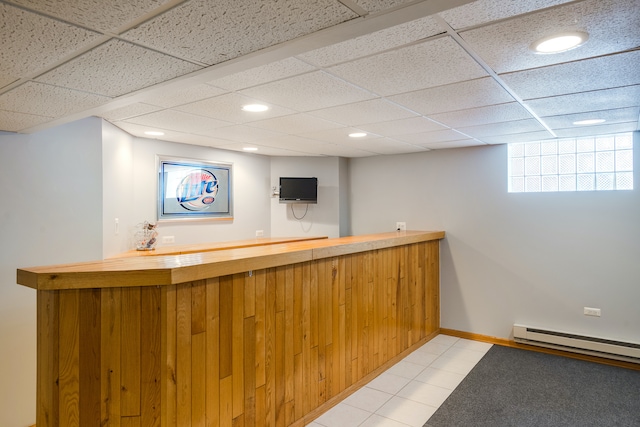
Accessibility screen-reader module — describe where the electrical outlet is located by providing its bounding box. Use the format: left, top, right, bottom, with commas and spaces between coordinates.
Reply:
396, 222, 406, 231
162, 235, 175, 244
256, 230, 264, 237
584, 307, 601, 317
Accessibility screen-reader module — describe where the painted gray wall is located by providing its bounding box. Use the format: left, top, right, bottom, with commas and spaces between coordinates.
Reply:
2, 119, 638, 427
0, 117, 104, 427
102, 126, 272, 256
270, 156, 343, 238
102, 120, 135, 256
348, 136, 640, 343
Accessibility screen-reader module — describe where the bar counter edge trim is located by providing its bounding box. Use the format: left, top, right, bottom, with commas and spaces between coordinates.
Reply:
17, 230, 445, 290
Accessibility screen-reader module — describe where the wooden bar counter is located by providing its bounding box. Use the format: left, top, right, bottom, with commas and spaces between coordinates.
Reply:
18, 231, 445, 427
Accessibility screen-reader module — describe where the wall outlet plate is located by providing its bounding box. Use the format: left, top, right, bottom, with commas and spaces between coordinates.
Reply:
396, 222, 406, 231
162, 235, 175, 244
584, 307, 601, 317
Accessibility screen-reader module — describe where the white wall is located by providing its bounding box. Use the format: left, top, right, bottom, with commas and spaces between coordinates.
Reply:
0, 117, 104, 427
102, 120, 135, 256
102, 132, 272, 255
349, 135, 640, 343
270, 156, 345, 238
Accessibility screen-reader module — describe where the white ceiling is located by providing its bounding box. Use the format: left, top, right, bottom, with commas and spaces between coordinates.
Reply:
1, 0, 638, 157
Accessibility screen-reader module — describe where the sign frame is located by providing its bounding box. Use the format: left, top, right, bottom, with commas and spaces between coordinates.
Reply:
157, 156, 233, 221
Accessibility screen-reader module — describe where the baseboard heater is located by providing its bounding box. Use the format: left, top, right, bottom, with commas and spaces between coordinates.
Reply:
513, 324, 640, 364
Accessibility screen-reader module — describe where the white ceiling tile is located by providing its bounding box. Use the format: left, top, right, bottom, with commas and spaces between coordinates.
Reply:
5, 0, 175, 33
36, 39, 202, 97
300, 126, 381, 144
542, 107, 640, 130
352, 0, 414, 14
439, 0, 576, 30
141, 84, 228, 108
388, 77, 515, 116
0, 3, 101, 84
227, 144, 322, 157
112, 121, 238, 148
121, 0, 358, 65
481, 130, 555, 145
420, 139, 486, 150
208, 58, 316, 91
100, 103, 163, 121
0, 77, 18, 91
315, 144, 377, 158
176, 93, 296, 124
297, 15, 443, 67
165, 134, 241, 149
501, 50, 640, 100
240, 71, 376, 112
248, 114, 343, 134
328, 37, 488, 96
394, 129, 470, 145
309, 98, 417, 126
457, 119, 546, 138
343, 137, 427, 155
430, 103, 535, 128
524, 86, 640, 117
0, 82, 111, 117
257, 137, 377, 157
251, 135, 338, 155
460, 0, 640, 73
0, 109, 53, 132
554, 122, 638, 138
123, 110, 233, 134
202, 125, 285, 143
358, 116, 446, 137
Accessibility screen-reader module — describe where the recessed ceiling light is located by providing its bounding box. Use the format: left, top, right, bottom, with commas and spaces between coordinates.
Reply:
573, 118, 606, 126
349, 132, 367, 138
144, 131, 165, 136
531, 31, 589, 54
242, 104, 269, 112
243, 147, 258, 151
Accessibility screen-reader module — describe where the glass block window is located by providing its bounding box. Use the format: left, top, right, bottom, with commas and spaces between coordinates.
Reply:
508, 133, 634, 192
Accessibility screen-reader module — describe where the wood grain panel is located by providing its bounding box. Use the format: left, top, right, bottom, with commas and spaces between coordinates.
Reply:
176, 283, 192, 426
33, 233, 443, 427
58, 290, 80, 427
205, 278, 220, 427
79, 289, 101, 426
101, 287, 121, 427
243, 317, 256, 427
121, 287, 141, 417
232, 273, 245, 418
141, 286, 161, 427
191, 281, 206, 335
191, 332, 206, 427
37, 290, 59, 427
161, 285, 177, 427
219, 276, 233, 379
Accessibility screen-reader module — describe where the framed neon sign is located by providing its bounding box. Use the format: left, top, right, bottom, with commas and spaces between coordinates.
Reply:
157, 156, 232, 221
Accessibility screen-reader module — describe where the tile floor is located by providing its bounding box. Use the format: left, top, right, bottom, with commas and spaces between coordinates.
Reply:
309, 334, 493, 427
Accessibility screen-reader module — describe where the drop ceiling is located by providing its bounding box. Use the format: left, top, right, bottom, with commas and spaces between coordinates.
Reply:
0, 0, 638, 157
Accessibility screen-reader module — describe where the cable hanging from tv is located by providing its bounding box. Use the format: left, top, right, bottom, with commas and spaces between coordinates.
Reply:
290, 203, 309, 220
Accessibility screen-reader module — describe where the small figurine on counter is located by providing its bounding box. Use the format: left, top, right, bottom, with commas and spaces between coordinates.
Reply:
134, 221, 159, 251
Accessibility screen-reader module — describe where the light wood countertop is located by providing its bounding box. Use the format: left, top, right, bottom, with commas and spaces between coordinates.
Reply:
17, 231, 444, 291
111, 236, 327, 258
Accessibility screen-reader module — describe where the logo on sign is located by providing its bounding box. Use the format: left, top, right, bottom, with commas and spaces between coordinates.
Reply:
176, 169, 219, 211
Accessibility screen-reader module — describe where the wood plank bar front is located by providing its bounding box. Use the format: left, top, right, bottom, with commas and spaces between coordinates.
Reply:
19, 231, 445, 427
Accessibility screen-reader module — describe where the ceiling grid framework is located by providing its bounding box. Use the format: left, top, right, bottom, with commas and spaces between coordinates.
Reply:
0, 0, 638, 157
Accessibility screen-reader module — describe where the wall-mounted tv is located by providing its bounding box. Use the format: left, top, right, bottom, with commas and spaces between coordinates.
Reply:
279, 177, 317, 204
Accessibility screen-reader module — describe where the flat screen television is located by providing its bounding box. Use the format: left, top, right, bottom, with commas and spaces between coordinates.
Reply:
279, 177, 317, 204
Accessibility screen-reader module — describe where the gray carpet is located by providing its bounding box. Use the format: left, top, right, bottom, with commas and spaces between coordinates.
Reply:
425, 345, 640, 427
